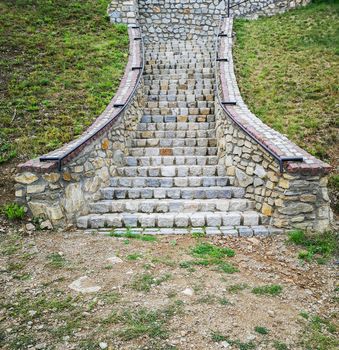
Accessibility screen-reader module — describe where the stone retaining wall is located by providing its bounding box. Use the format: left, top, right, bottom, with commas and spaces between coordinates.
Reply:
15, 26, 145, 226
108, 0, 311, 42
216, 18, 333, 231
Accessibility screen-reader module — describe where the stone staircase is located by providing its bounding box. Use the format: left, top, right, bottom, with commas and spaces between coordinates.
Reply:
77, 40, 271, 234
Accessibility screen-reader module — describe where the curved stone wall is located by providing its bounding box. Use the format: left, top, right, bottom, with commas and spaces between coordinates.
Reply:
215, 18, 332, 231
15, 26, 145, 225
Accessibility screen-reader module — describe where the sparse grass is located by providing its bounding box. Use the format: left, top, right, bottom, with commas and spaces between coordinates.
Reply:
227, 283, 249, 294
46, 252, 67, 268
0, 0, 128, 163
109, 303, 182, 341
301, 314, 339, 350
131, 273, 171, 292
219, 297, 230, 305
233, 0, 338, 170
211, 330, 227, 342
127, 253, 143, 261
288, 229, 338, 263
252, 284, 283, 296
273, 341, 288, 350
211, 333, 256, 349
1, 203, 25, 220
179, 242, 238, 274
109, 231, 157, 242
255, 326, 269, 335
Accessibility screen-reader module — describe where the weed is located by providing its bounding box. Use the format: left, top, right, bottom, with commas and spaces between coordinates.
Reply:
2, 203, 25, 220
252, 284, 283, 296
255, 326, 269, 335
109, 232, 157, 242
46, 253, 67, 268
127, 253, 143, 261
192, 231, 206, 238
273, 341, 288, 350
219, 297, 230, 305
227, 283, 248, 293
101, 291, 120, 304
191, 243, 235, 258
131, 273, 171, 292
211, 331, 227, 342
288, 230, 337, 263
299, 311, 309, 319
217, 262, 239, 274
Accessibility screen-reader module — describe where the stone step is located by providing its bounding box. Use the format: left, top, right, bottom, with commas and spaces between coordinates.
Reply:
146, 95, 214, 103
116, 165, 225, 177
144, 73, 214, 80
137, 122, 215, 131
89, 198, 250, 214
145, 66, 213, 74
131, 137, 217, 148
141, 115, 215, 123
145, 102, 214, 111
101, 186, 245, 200
128, 146, 218, 157
84, 226, 279, 237
146, 88, 214, 95
77, 211, 262, 229
135, 129, 216, 139
124, 155, 219, 166
110, 176, 232, 188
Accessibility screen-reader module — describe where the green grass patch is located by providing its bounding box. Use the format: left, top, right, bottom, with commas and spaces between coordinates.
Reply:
1, 203, 25, 220
252, 284, 283, 296
46, 252, 67, 268
254, 326, 269, 335
109, 231, 157, 242
288, 229, 338, 263
301, 314, 339, 350
181, 242, 238, 273
127, 253, 143, 261
131, 273, 171, 292
233, 1, 338, 188
227, 283, 249, 294
0, 0, 128, 163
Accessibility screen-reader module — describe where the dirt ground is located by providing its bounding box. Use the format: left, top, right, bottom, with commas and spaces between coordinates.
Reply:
0, 226, 338, 350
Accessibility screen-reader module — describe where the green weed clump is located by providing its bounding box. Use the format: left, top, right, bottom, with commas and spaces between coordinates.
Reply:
252, 284, 283, 296
288, 230, 338, 263
2, 203, 25, 220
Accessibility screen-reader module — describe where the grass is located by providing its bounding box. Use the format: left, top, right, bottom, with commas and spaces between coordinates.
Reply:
46, 252, 67, 268
254, 326, 269, 335
1, 203, 25, 220
301, 314, 338, 349
288, 229, 338, 263
131, 273, 171, 292
252, 284, 283, 296
109, 231, 157, 242
227, 283, 248, 293
210, 332, 256, 349
127, 253, 143, 261
180, 242, 238, 274
233, 0, 338, 204
0, 0, 128, 163
106, 303, 183, 341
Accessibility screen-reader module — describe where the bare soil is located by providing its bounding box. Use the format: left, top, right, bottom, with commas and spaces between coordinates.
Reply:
0, 229, 337, 350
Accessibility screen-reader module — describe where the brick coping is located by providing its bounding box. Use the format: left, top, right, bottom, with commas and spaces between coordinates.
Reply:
217, 18, 331, 175
18, 25, 143, 173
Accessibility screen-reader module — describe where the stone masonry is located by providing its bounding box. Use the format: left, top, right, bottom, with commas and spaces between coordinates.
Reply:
15, 0, 332, 234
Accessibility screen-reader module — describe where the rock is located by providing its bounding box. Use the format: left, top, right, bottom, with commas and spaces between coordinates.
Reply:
235, 168, 253, 187
99, 342, 108, 349
26, 223, 35, 231
40, 220, 53, 230
15, 172, 39, 184
181, 288, 194, 297
68, 276, 101, 293
221, 341, 230, 348
107, 256, 123, 264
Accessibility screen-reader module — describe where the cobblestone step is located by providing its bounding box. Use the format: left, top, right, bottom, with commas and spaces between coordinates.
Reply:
77, 211, 263, 229
131, 137, 217, 147
128, 146, 218, 157
137, 122, 215, 131
145, 102, 214, 111
89, 198, 252, 214
116, 165, 225, 177
124, 155, 219, 166
135, 129, 216, 139
84, 226, 282, 237
109, 176, 232, 188
101, 186, 245, 200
